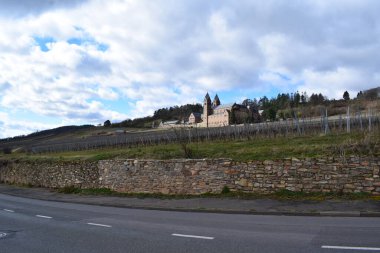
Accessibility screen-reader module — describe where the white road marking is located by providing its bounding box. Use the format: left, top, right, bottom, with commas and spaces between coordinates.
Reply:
172, 233, 214, 240
87, 223, 112, 228
36, 215, 52, 219
322, 246, 380, 251
3, 209, 14, 213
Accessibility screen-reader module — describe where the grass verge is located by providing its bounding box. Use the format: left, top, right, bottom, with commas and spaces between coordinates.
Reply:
56, 187, 379, 201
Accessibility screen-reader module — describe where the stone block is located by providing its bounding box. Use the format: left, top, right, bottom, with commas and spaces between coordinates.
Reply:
237, 178, 248, 187
344, 184, 355, 189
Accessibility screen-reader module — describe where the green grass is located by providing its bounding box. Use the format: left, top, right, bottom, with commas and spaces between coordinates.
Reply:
1, 131, 379, 162
271, 189, 373, 201
55, 186, 378, 201
58, 185, 81, 194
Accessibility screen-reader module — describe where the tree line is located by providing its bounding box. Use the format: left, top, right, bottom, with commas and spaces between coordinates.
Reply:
111, 104, 203, 128
107, 88, 378, 127
249, 89, 375, 121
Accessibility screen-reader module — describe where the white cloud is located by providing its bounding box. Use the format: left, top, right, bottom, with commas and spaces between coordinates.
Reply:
0, 0, 380, 137
298, 67, 370, 99
0, 112, 60, 138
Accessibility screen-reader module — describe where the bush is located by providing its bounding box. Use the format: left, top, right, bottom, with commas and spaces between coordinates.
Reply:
173, 128, 193, 158
221, 186, 231, 194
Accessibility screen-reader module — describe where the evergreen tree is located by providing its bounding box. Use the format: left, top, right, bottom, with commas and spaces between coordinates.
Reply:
294, 91, 301, 106
103, 120, 111, 127
343, 91, 350, 101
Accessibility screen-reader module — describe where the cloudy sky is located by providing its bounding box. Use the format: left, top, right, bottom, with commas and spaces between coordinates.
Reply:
0, 0, 379, 138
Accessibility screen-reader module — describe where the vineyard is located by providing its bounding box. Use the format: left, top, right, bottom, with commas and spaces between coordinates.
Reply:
1, 108, 379, 155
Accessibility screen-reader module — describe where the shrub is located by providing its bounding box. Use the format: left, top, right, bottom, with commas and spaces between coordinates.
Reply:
221, 186, 231, 194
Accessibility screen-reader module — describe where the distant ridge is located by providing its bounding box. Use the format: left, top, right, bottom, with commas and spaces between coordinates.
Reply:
0, 125, 94, 142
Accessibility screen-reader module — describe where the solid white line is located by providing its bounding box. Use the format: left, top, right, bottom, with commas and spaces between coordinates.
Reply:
322, 245, 380, 251
3, 209, 15, 213
36, 215, 52, 219
172, 233, 214, 240
87, 223, 112, 228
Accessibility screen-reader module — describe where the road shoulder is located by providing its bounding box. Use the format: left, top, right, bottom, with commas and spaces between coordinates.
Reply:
0, 184, 379, 217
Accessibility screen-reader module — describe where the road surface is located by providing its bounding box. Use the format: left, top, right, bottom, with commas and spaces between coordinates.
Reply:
0, 193, 380, 253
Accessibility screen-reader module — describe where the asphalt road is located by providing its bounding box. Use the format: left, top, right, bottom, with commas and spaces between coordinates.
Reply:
1, 194, 380, 253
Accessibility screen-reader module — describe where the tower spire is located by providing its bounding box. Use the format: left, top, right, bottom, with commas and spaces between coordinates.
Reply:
203, 92, 212, 127
213, 94, 221, 107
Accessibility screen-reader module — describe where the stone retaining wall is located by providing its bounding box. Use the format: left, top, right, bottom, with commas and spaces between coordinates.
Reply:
1, 157, 379, 195
0, 160, 99, 189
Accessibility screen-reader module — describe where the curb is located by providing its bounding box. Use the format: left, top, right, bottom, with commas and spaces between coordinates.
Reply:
1, 190, 379, 217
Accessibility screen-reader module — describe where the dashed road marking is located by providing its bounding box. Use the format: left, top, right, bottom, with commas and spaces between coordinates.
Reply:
3, 209, 14, 213
322, 245, 380, 251
87, 223, 112, 228
172, 233, 214, 240
36, 215, 52, 219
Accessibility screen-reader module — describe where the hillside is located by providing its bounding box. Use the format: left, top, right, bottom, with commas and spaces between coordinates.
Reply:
1, 88, 379, 157
1, 132, 379, 162
111, 103, 203, 128
113, 89, 380, 126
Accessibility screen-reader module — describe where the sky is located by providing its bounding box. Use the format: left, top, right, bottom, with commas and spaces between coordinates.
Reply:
0, 0, 379, 138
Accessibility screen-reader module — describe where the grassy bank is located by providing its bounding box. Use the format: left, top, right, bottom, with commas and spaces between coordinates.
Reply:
1, 131, 379, 162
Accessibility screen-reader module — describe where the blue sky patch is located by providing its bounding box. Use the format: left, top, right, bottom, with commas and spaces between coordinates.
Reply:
34, 36, 55, 52
67, 37, 82, 45
97, 43, 109, 52
67, 36, 108, 52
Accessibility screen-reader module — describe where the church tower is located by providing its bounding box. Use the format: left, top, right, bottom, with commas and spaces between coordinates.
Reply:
203, 92, 212, 127
213, 94, 221, 107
